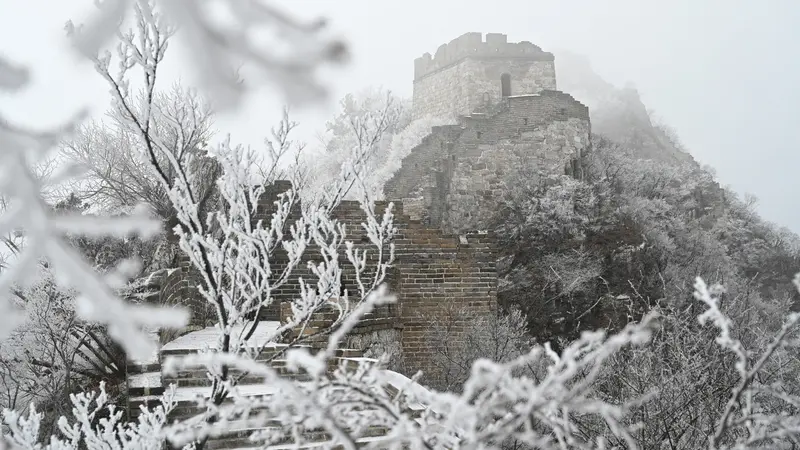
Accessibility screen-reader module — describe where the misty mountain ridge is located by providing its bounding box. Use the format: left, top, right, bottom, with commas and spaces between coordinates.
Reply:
556, 50, 695, 165
408, 51, 800, 349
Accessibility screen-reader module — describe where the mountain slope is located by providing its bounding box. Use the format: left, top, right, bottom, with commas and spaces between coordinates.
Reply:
556, 51, 695, 165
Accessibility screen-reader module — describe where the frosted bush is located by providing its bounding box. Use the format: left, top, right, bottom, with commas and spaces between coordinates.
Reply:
2, 1, 800, 449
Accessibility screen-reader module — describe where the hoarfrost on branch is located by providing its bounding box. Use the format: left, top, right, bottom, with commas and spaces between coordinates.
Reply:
2, 1, 800, 449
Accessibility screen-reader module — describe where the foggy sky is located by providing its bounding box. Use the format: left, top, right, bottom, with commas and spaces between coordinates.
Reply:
1, 0, 799, 233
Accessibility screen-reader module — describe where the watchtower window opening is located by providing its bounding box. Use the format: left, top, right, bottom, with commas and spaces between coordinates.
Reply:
501, 73, 511, 97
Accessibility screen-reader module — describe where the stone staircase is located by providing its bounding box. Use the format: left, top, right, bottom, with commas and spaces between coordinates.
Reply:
126, 306, 425, 449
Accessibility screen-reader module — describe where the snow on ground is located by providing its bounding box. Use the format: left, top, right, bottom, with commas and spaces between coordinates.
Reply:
128, 371, 161, 388
162, 321, 282, 352
172, 384, 280, 401
380, 370, 429, 412
130, 327, 161, 365
225, 434, 389, 450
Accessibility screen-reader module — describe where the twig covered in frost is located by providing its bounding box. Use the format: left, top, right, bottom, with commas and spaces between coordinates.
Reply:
67, 0, 347, 112
695, 275, 800, 449
2, 382, 178, 450
70, 3, 399, 448
0, 59, 187, 360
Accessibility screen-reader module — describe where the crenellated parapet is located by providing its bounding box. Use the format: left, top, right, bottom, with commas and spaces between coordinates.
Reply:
414, 32, 554, 80
411, 32, 558, 120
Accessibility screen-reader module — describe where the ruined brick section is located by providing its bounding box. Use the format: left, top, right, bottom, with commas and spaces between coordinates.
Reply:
386, 92, 591, 234
380, 124, 463, 203
160, 256, 216, 328
412, 32, 557, 120
159, 182, 498, 383
251, 179, 302, 322
280, 301, 398, 351
393, 225, 497, 380
253, 195, 399, 324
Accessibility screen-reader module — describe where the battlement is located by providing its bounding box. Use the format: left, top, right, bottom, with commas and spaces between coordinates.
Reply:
414, 32, 554, 80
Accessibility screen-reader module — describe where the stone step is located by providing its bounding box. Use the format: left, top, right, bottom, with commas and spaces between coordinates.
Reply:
128, 371, 163, 397
128, 385, 166, 397
167, 384, 283, 422
169, 402, 275, 424
161, 345, 296, 360
204, 428, 268, 450
199, 424, 389, 450
127, 394, 163, 421
165, 364, 285, 378
206, 436, 257, 450
163, 361, 318, 389
163, 375, 264, 389
167, 419, 276, 450
162, 352, 365, 387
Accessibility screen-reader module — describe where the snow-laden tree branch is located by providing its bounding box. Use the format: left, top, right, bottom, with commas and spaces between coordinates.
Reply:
64, 3, 401, 449
695, 275, 800, 449
3, 382, 178, 450
67, 0, 347, 112
4, 1, 800, 450
0, 63, 186, 361
60, 83, 216, 222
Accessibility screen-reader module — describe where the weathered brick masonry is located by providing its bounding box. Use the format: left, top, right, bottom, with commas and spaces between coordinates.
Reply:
151, 30, 590, 388
160, 182, 498, 380
385, 92, 590, 233
412, 32, 557, 120
386, 32, 592, 234
392, 221, 497, 374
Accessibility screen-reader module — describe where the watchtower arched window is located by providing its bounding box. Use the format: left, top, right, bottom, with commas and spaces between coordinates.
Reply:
501, 73, 511, 97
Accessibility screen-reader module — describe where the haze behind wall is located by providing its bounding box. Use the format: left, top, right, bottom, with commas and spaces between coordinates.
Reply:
1, 0, 798, 231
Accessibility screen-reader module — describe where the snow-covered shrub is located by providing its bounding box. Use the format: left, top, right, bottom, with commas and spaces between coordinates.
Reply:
2, 1, 800, 450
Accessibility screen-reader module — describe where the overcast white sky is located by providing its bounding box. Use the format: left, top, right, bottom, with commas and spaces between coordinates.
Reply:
1, 0, 799, 232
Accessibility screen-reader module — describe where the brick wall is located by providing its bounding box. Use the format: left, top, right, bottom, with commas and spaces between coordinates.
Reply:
393, 225, 497, 380
386, 91, 591, 234
252, 194, 399, 323
411, 32, 557, 120
160, 259, 215, 330
158, 182, 499, 384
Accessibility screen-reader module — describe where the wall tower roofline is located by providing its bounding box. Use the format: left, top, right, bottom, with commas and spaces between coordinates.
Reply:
414, 32, 555, 81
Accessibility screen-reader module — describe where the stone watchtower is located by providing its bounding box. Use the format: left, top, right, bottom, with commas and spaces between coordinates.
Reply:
411, 32, 557, 120
386, 32, 591, 234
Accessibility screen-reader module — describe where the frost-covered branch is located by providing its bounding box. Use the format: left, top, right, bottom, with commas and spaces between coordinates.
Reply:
67, 0, 347, 112
0, 62, 186, 361
695, 275, 800, 449
2, 383, 178, 450
66, 4, 400, 449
